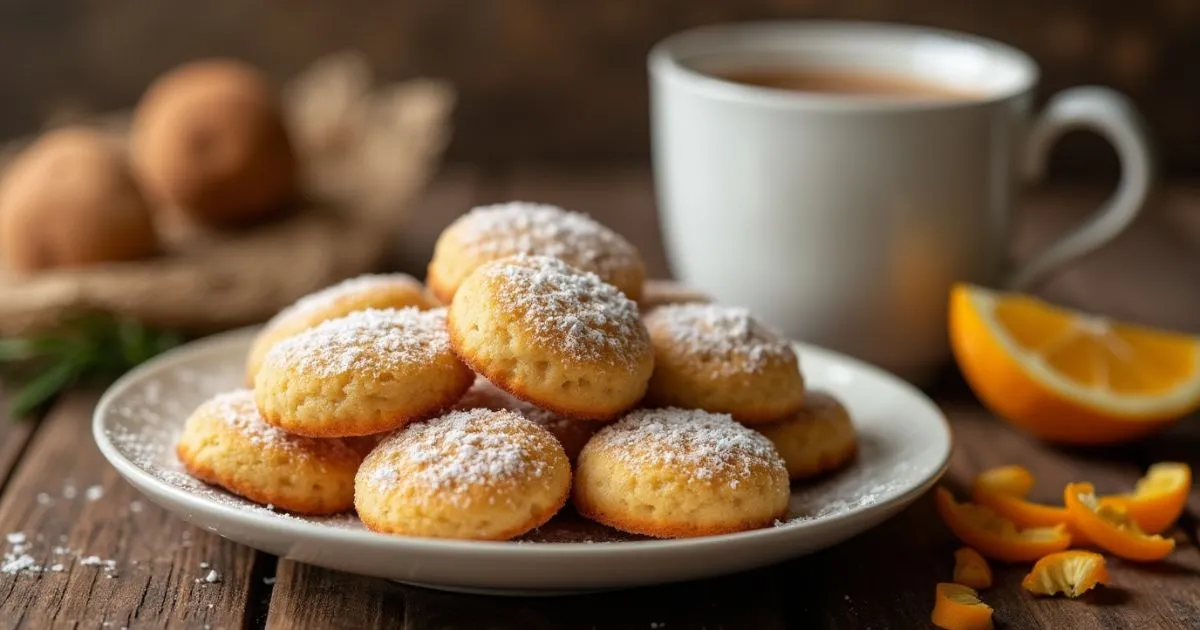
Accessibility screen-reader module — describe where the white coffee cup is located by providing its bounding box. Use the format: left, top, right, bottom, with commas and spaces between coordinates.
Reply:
649, 21, 1153, 383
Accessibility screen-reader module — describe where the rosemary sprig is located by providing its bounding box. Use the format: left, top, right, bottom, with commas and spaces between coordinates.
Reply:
0, 314, 184, 418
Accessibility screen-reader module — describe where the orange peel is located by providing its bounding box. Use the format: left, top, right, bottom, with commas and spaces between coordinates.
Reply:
1021, 550, 1109, 598
1065, 482, 1175, 562
953, 547, 993, 590
1100, 462, 1191, 535
970, 465, 1091, 546
932, 583, 993, 630
936, 487, 1071, 563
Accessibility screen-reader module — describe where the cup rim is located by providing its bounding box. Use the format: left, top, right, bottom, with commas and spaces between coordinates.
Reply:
648, 20, 1040, 111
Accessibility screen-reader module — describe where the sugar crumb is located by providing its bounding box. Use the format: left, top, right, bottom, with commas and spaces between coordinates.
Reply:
1, 554, 37, 574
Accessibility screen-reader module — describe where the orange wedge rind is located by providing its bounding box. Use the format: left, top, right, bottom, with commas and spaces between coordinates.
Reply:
950, 284, 1200, 444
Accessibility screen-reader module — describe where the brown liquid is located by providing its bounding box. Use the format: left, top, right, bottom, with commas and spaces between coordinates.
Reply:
714, 68, 979, 100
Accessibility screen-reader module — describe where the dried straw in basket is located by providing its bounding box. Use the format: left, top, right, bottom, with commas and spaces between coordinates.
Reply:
0, 51, 454, 336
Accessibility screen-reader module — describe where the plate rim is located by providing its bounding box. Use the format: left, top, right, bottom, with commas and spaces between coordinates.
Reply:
93, 326, 952, 558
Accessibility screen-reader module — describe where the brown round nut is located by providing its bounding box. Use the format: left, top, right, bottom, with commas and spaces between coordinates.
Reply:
0, 126, 158, 272
129, 58, 297, 227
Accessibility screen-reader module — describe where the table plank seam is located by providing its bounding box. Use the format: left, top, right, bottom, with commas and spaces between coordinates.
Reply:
246, 551, 279, 629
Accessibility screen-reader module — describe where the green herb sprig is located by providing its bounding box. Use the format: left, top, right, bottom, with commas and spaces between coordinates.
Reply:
0, 314, 184, 418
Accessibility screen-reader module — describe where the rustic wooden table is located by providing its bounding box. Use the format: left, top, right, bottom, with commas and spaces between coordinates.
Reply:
3, 166, 1200, 629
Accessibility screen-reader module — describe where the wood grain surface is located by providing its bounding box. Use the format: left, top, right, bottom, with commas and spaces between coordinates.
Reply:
0, 391, 270, 629
2, 167, 1200, 628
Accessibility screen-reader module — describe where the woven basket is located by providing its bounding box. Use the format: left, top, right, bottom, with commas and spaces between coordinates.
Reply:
0, 51, 454, 336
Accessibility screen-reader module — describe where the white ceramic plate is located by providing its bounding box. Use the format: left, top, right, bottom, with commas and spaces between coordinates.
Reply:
93, 327, 950, 595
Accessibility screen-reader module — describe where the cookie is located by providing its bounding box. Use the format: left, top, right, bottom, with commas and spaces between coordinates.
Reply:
754, 391, 858, 479
573, 408, 790, 538
642, 303, 804, 423
638, 279, 712, 312
453, 377, 603, 463
427, 202, 644, 303
447, 255, 653, 420
354, 409, 571, 540
176, 389, 367, 514
245, 273, 436, 383
254, 307, 473, 437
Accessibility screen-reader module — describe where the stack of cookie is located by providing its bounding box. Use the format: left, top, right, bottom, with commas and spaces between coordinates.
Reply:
176, 201, 858, 541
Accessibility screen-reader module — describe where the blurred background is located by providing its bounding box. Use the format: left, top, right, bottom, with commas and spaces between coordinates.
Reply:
2, 0, 1197, 177
2, 0, 1199, 407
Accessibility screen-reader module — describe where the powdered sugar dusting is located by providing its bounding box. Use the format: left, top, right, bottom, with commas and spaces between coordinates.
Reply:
590, 408, 785, 483
364, 410, 555, 508
264, 307, 451, 378
486, 255, 648, 365
266, 274, 425, 328
645, 303, 796, 376
453, 377, 600, 460
99, 328, 936, 545
196, 389, 359, 459
105, 362, 364, 527
451, 202, 640, 282
783, 458, 919, 523
454, 377, 592, 436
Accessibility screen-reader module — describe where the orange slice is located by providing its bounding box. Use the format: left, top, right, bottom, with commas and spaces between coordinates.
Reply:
1021, 550, 1109, 597
949, 283, 1200, 444
1065, 482, 1175, 562
936, 487, 1072, 562
953, 547, 993, 590
932, 583, 993, 630
971, 465, 1091, 546
1100, 462, 1191, 535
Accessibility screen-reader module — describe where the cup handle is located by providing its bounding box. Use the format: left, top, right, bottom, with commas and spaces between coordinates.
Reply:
1005, 86, 1155, 291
